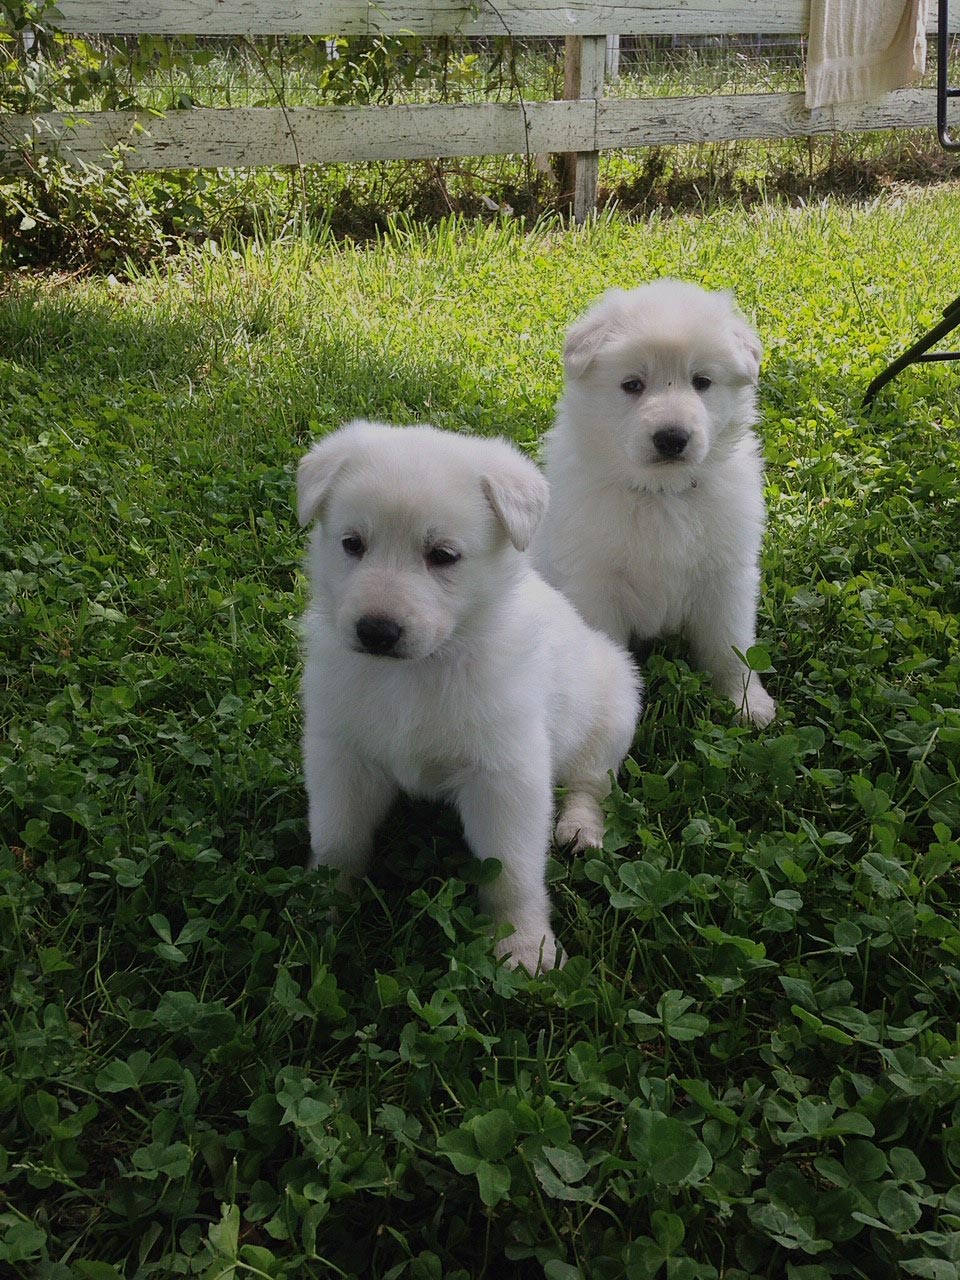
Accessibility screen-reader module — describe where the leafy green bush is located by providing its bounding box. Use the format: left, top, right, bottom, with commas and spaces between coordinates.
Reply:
1, 3, 959, 266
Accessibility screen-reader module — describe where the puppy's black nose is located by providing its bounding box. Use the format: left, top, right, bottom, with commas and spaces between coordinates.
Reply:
652, 427, 690, 459
356, 615, 403, 654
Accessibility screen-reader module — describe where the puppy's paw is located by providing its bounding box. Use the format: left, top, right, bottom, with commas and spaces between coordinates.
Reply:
555, 796, 605, 852
738, 685, 776, 728
555, 815, 605, 852
495, 928, 566, 975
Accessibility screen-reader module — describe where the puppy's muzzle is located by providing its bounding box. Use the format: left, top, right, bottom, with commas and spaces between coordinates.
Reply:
652, 427, 691, 460
356, 614, 404, 656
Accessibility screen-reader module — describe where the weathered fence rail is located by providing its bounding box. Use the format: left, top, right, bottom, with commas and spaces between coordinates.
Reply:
40, 2, 960, 39
1, 1, 956, 222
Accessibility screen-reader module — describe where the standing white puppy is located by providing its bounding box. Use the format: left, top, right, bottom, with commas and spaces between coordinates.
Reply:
298, 420, 640, 973
533, 279, 776, 727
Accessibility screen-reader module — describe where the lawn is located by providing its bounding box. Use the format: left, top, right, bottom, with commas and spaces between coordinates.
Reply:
1, 192, 960, 1278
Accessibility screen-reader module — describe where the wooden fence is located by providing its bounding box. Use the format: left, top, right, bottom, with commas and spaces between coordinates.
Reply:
0, 2, 956, 222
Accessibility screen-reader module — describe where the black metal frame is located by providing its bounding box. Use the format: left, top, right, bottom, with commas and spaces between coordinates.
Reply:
863, 0, 960, 405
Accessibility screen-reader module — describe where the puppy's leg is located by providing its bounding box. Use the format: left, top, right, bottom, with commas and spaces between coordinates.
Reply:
454, 759, 562, 974
556, 657, 641, 850
303, 735, 397, 884
686, 570, 776, 727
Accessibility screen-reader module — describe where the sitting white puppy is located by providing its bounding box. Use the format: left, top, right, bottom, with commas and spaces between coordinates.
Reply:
532, 279, 776, 727
297, 420, 640, 973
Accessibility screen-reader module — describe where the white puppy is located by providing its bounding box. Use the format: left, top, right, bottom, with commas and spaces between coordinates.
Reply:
532, 279, 776, 727
298, 420, 640, 973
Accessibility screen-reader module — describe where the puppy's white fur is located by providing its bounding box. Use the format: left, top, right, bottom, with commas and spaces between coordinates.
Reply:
298, 420, 641, 973
532, 279, 776, 727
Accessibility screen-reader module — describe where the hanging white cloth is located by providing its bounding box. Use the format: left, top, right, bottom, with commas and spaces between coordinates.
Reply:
805, 0, 929, 109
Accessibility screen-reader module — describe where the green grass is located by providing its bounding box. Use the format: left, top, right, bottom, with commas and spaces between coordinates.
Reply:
2, 192, 960, 1278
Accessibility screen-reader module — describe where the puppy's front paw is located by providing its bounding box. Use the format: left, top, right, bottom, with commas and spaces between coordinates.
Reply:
555, 796, 605, 851
495, 928, 566, 974
738, 684, 776, 728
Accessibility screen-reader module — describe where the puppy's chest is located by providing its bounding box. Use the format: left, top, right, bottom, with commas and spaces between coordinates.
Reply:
389, 754, 467, 799
346, 664, 514, 794
624, 497, 706, 584
609, 494, 719, 636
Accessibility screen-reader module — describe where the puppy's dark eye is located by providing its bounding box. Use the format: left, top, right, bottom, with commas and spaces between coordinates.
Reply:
426, 546, 461, 568
621, 378, 646, 395
341, 534, 365, 558
692, 375, 712, 392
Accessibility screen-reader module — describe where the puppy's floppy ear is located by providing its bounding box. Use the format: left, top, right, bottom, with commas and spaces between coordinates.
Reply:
480, 442, 549, 552
722, 295, 763, 385
730, 316, 763, 385
296, 424, 358, 526
563, 288, 629, 378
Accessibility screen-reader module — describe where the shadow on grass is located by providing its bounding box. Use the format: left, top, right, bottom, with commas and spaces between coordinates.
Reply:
0, 279, 552, 447
0, 285, 217, 385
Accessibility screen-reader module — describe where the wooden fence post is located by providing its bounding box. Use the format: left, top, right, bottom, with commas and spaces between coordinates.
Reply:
562, 33, 606, 224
